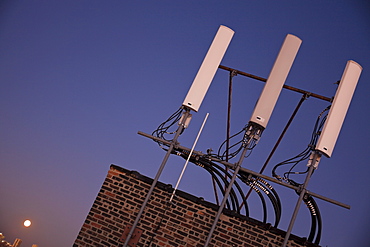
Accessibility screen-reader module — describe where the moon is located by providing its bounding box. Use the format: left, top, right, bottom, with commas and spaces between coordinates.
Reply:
23, 220, 31, 227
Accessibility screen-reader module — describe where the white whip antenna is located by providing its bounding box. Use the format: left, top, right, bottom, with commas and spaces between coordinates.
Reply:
169, 113, 209, 202
249, 34, 302, 129
316, 60, 362, 157
183, 26, 234, 112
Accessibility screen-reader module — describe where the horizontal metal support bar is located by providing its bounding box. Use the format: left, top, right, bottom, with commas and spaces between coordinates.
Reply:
138, 131, 232, 168
138, 131, 350, 209
139, 131, 351, 209
219, 65, 332, 102
306, 190, 350, 209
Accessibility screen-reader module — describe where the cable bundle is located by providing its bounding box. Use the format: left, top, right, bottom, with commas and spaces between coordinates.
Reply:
272, 105, 330, 183
216, 123, 261, 161
151, 107, 183, 149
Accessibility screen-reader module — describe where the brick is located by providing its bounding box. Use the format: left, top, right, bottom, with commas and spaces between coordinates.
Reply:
73, 165, 320, 247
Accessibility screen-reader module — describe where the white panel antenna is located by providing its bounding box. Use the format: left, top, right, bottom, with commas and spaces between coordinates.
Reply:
182, 25, 234, 112
316, 60, 362, 157
249, 34, 302, 129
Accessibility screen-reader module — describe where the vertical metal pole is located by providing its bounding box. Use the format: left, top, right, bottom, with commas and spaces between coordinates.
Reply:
204, 126, 261, 247
226, 70, 236, 163
259, 94, 307, 175
281, 151, 321, 247
213, 70, 235, 206
203, 151, 245, 246
223, 71, 235, 189
123, 109, 191, 247
239, 94, 307, 210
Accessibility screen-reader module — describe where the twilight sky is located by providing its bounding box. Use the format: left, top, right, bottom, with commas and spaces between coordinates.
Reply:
1, 1, 369, 246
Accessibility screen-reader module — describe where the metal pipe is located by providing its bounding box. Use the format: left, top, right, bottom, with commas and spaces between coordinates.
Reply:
203, 148, 246, 246
260, 94, 307, 174
218, 65, 332, 102
281, 151, 320, 247
306, 190, 350, 209
123, 109, 191, 247
223, 70, 236, 190
203, 125, 263, 246
226, 70, 234, 163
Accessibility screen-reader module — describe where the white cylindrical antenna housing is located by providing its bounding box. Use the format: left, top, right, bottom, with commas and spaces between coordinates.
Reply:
249, 34, 302, 129
316, 60, 362, 157
182, 25, 234, 112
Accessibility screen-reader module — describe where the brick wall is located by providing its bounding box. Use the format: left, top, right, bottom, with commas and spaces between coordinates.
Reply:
74, 165, 319, 247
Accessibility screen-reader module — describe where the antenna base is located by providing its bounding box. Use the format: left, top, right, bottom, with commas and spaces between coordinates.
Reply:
306, 151, 322, 169
243, 121, 265, 146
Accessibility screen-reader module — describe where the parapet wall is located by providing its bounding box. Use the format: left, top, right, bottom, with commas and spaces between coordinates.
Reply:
74, 164, 319, 247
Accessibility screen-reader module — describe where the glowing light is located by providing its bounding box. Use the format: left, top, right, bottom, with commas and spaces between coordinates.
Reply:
23, 220, 31, 227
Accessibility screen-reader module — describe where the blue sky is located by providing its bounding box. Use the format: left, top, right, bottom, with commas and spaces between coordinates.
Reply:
1, 1, 369, 246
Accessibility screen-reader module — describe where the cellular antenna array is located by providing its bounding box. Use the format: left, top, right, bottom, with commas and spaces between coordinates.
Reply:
123, 25, 362, 247
204, 33, 302, 246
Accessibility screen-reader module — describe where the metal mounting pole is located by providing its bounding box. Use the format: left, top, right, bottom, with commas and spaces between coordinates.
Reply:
281, 151, 322, 247
203, 151, 245, 246
226, 70, 237, 163
123, 108, 191, 247
224, 70, 236, 186
239, 94, 307, 210
204, 124, 263, 247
